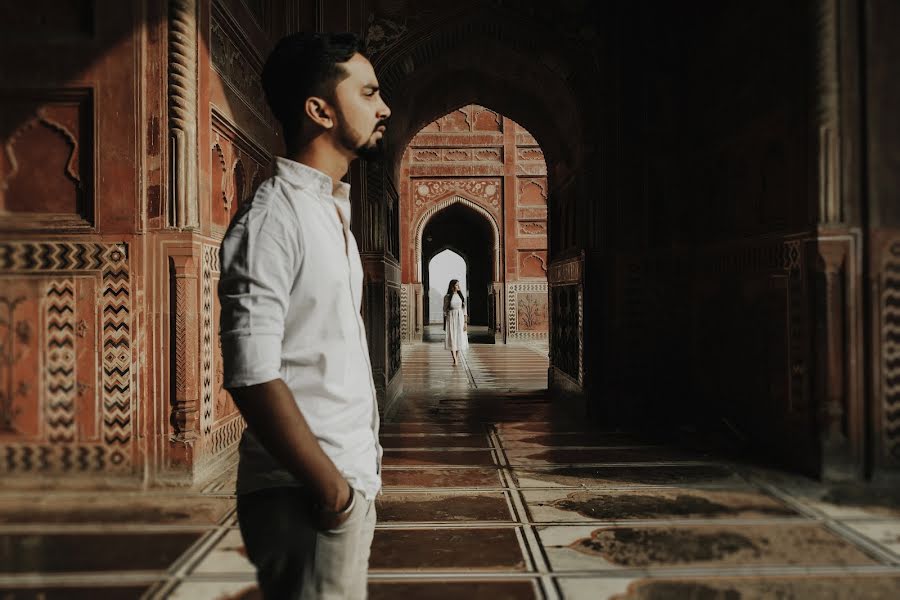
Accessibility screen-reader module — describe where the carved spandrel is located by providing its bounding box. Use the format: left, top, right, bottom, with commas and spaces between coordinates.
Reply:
413, 178, 502, 211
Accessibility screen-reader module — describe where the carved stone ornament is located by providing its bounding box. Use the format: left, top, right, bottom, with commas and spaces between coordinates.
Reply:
168, 0, 199, 229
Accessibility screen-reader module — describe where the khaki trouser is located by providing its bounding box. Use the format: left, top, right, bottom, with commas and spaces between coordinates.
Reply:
237, 486, 376, 599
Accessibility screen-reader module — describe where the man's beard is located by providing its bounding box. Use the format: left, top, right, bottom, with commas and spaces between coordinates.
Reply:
336, 115, 387, 161
354, 135, 385, 160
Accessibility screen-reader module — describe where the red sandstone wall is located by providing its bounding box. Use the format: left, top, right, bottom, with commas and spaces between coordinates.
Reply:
0, 0, 368, 485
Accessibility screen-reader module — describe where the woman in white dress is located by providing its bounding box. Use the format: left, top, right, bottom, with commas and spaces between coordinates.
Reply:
443, 279, 468, 365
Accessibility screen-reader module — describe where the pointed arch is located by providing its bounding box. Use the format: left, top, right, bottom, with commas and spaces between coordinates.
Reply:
413, 195, 500, 283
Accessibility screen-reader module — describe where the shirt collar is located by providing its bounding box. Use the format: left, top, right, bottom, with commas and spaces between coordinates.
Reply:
275, 157, 351, 202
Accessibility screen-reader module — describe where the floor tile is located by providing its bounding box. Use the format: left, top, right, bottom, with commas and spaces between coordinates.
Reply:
495, 421, 587, 433
845, 520, 900, 555
369, 580, 539, 599
371, 528, 526, 571
191, 529, 254, 574
377, 492, 511, 522
380, 435, 490, 449
380, 423, 486, 435
780, 482, 900, 519
381, 468, 503, 488
555, 576, 900, 600
0, 496, 233, 525
0, 586, 153, 599
383, 449, 496, 466
538, 523, 879, 570
523, 488, 798, 522
511, 465, 745, 488
0, 532, 202, 573
500, 432, 647, 448
167, 580, 259, 600
504, 447, 703, 466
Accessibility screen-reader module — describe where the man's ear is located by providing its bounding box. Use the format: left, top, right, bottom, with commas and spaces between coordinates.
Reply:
305, 97, 333, 129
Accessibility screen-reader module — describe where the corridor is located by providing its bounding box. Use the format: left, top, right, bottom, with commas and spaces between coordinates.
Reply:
2, 341, 900, 598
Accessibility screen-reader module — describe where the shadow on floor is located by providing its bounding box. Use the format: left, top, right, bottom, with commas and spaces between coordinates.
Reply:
423, 324, 495, 344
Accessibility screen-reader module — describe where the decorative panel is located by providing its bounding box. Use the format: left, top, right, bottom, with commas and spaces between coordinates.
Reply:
518, 221, 547, 237
550, 284, 581, 380
0, 241, 133, 474
412, 178, 502, 212
411, 147, 503, 164
210, 109, 270, 234
0, 89, 93, 230
472, 108, 502, 131
507, 282, 549, 339
519, 250, 548, 278
517, 178, 548, 206
440, 109, 470, 132
517, 147, 544, 162
548, 255, 584, 384
387, 285, 401, 378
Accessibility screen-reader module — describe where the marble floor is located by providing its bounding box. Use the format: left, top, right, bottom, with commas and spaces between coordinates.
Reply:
2, 342, 900, 598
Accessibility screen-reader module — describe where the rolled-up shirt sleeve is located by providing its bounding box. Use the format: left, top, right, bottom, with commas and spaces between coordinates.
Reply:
218, 201, 298, 389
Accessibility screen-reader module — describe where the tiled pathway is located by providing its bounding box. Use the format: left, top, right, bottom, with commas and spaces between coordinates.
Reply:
2, 342, 900, 598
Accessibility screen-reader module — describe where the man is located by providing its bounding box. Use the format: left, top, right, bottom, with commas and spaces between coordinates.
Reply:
218, 32, 391, 599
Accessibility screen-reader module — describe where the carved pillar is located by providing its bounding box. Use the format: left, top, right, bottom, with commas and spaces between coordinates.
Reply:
168, 253, 200, 469
807, 0, 865, 479
491, 281, 506, 340
168, 0, 199, 229
811, 238, 863, 479
414, 283, 423, 342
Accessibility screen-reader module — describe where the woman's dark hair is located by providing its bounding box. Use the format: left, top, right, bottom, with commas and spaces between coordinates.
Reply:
261, 32, 364, 152
445, 279, 465, 307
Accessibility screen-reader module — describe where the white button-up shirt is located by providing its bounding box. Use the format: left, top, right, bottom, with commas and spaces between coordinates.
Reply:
218, 157, 382, 499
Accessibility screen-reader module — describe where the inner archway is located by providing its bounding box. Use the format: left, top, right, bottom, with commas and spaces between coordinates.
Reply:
397, 104, 550, 349
421, 202, 494, 328
427, 249, 467, 325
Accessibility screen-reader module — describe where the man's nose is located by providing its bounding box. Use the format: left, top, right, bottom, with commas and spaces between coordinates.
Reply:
378, 100, 391, 120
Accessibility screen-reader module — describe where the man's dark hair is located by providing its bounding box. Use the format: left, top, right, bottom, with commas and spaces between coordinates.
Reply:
261, 32, 364, 150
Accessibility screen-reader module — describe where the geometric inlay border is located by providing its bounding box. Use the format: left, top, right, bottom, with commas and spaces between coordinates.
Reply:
883, 239, 900, 463
201, 243, 219, 436
0, 241, 132, 473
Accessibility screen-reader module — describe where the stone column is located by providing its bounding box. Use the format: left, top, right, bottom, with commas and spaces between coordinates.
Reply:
807, 0, 865, 479
811, 237, 863, 480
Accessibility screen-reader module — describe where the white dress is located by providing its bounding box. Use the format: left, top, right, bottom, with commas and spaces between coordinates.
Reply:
443, 293, 469, 352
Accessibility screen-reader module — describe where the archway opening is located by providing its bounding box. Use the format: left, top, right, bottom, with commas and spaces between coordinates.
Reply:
427, 249, 467, 325
421, 202, 493, 328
